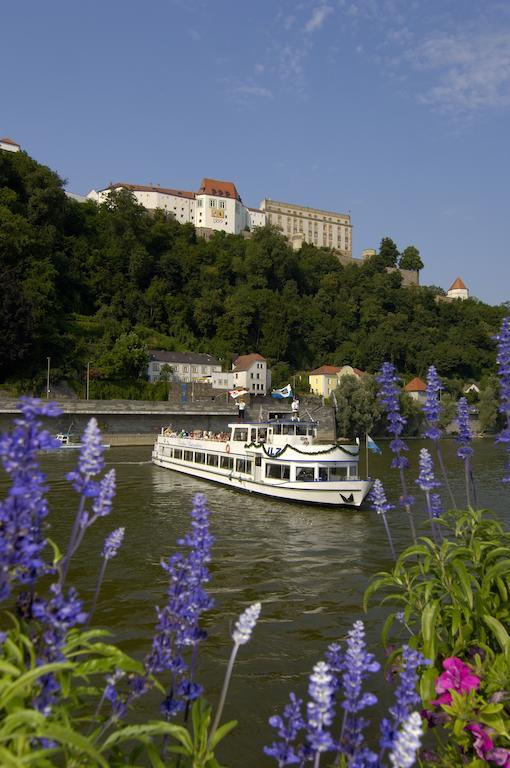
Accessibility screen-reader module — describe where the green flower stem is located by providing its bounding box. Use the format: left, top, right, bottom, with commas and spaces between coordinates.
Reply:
207, 642, 240, 752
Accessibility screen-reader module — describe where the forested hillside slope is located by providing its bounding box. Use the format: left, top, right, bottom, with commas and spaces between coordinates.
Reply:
0, 150, 505, 388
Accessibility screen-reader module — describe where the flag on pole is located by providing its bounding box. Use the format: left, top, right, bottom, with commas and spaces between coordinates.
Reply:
229, 388, 249, 399
271, 384, 293, 399
367, 434, 382, 454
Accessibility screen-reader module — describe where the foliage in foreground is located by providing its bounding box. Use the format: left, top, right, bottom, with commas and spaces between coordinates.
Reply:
0, 400, 423, 767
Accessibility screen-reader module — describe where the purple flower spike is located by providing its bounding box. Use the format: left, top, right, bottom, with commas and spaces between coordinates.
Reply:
369, 479, 396, 560
430, 494, 443, 519
102, 528, 125, 561
66, 418, 106, 496
456, 398, 473, 460
376, 363, 409, 466
423, 367, 443, 442
0, 398, 62, 600
145, 494, 214, 718
339, 621, 379, 762
416, 449, 440, 492
376, 363, 417, 542
92, 469, 116, 519
306, 662, 335, 755
494, 316, 510, 483
264, 693, 305, 766
389, 712, 423, 768
380, 647, 429, 753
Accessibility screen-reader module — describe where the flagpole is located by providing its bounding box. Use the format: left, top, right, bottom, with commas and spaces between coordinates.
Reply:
365, 433, 369, 479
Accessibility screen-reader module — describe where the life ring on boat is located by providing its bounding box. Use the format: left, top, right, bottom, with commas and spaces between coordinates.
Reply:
303, 438, 309, 446
225, 444, 231, 453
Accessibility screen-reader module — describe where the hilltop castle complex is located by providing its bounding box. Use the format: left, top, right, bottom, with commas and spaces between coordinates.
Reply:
87, 177, 353, 260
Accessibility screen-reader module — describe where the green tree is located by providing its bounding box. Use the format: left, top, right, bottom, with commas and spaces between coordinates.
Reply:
98, 332, 149, 380
333, 375, 382, 438
478, 384, 498, 433
377, 237, 399, 268
399, 245, 424, 271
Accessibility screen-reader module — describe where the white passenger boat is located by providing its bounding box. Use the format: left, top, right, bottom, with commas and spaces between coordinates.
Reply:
152, 419, 372, 507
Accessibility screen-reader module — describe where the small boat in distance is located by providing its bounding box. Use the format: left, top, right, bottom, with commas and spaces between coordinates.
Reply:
152, 419, 372, 507
54, 431, 110, 450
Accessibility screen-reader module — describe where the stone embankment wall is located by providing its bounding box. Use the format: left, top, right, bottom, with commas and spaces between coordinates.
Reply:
0, 397, 337, 444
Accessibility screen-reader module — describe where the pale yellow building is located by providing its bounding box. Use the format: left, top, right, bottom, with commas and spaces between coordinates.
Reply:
260, 198, 352, 257
309, 364, 367, 396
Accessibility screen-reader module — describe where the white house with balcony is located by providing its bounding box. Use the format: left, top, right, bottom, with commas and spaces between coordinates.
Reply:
148, 351, 222, 383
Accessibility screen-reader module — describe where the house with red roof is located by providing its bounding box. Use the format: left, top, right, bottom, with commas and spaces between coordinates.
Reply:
0, 137, 21, 153
404, 377, 427, 404
309, 364, 367, 397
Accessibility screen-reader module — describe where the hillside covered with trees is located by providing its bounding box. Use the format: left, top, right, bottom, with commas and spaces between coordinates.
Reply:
0, 150, 506, 393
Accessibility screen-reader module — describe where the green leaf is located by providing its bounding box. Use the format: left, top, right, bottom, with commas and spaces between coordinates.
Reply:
0, 662, 73, 709
209, 719, 237, 749
421, 600, 440, 663
451, 559, 473, 609
102, 721, 192, 752
37, 722, 109, 767
483, 615, 510, 652
46, 537, 63, 566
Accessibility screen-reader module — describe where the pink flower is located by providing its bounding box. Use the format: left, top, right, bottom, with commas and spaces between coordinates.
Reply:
434, 657, 480, 704
488, 748, 510, 768
465, 723, 494, 759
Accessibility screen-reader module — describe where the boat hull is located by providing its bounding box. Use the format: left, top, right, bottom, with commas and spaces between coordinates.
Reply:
152, 454, 372, 508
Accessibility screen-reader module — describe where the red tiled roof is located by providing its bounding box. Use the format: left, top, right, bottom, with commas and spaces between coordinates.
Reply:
310, 365, 341, 376
232, 353, 266, 371
0, 137, 20, 146
105, 183, 195, 199
404, 377, 427, 392
449, 277, 467, 291
197, 178, 241, 201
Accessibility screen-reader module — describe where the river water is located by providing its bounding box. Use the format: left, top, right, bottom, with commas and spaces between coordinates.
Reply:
1, 437, 509, 765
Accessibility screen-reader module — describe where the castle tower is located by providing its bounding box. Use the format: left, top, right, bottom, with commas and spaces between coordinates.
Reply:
447, 277, 469, 301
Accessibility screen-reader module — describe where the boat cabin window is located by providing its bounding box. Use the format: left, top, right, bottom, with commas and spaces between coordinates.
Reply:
195, 452, 205, 464
296, 425, 309, 436
184, 450, 193, 462
220, 456, 234, 470
236, 458, 252, 474
265, 463, 290, 480
272, 425, 282, 435
233, 428, 248, 442
318, 467, 328, 481
296, 466, 314, 482
257, 427, 267, 443
330, 465, 348, 479
282, 424, 295, 435
207, 454, 219, 467
174, 449, 183, 460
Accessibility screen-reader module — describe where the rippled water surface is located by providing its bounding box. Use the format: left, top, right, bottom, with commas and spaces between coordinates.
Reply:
2, 438, 509, 766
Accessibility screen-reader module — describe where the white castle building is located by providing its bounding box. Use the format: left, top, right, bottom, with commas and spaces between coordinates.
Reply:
87, 178, 266, 236
87, 178, 350, 250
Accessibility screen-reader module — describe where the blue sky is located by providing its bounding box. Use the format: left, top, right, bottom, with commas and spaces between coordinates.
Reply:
2, 0, 509, 304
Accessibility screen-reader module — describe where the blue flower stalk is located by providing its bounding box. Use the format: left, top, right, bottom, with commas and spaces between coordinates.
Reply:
0, 398, 61, 602
376, 363, 417, 543
264, 693, 305, 767
380, 647, 428, 758
423, 366, 456, 508
145, 493, 214, 719
60, 418, 107, 587
338, 620, 380, 763
88, 527, 125, 623
307, 662, 335, 767
495, 316, 510, 485
207, 602, 261, 750
369, 480, 396, 561
456, 397, 474, 507
416, 449, 442, 543
388, 712, 423, 768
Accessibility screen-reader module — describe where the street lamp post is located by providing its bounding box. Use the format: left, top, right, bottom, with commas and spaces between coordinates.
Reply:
46, 357, 51, 399
86, 362, 90, 400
